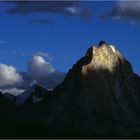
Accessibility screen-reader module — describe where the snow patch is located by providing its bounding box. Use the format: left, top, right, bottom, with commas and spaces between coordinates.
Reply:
92, 47, 96, 53
110, 45, 116, 53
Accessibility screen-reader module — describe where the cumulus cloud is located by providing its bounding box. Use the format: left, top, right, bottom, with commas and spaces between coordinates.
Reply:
0, 55, 65, 95
27, 55, 55, 79
35, 51, 52, 61
27, 55, 65, 89
5, 1, 91, 20
0, 64, 23, 87
101, 1, 140, 23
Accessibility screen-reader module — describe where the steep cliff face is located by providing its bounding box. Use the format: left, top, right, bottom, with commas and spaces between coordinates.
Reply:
44, 42, 140, 136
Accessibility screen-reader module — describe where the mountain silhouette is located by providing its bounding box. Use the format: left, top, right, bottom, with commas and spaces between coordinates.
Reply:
1, 41, 140, 138
43, 41, 140, 137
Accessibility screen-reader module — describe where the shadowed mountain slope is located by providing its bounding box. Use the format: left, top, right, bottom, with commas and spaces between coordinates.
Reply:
43, 42, 140, 137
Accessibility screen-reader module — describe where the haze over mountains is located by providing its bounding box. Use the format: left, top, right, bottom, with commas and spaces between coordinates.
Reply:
0, 41, 140, 138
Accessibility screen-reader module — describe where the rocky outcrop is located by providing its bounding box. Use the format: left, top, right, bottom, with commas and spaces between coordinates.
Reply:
43, 41, 140, 136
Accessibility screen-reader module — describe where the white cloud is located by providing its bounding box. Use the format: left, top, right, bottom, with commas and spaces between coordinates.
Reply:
65, 6, 91, 19
66, 6, 82, 15
35, 51, 52, 61
27, 55, 65, 89
0, 64, 23, 87
27, 55, 55, 80
0, 55, 65, 95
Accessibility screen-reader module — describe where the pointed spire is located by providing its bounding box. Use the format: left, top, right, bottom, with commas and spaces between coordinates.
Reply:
98, 40, 106, 47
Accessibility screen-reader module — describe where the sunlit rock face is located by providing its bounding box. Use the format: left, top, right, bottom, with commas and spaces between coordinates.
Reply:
82, 44, 125, 74
44, 41, 140, 136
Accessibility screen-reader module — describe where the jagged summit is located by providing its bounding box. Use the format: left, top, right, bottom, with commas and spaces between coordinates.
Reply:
98, 40, 106, 47
83, 43, 129, 74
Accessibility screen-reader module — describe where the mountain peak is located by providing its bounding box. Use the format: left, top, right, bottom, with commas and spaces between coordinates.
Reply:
83, 42, 129, 75
44, 41, 140, 136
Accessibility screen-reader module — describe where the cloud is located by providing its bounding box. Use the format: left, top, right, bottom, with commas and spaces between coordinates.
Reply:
66, 6, 82, 15
27, 55, 55, 79
5, 1, 91, 19
0, 55, 65, 94
65, 6, 91, 20
27, 55, 65, 89
101, 1, 140, 23
0, 88, 25, 96
0, 64, 23, 87
35, 51, 52, 60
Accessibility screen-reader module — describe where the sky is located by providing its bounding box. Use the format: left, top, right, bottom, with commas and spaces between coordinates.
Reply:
0, 0, 140, 77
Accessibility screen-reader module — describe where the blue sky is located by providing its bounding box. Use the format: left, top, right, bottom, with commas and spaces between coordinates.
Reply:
0, 1, 140, 75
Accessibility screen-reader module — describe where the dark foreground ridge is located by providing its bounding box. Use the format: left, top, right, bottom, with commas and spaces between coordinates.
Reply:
1, 41, 140, 138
